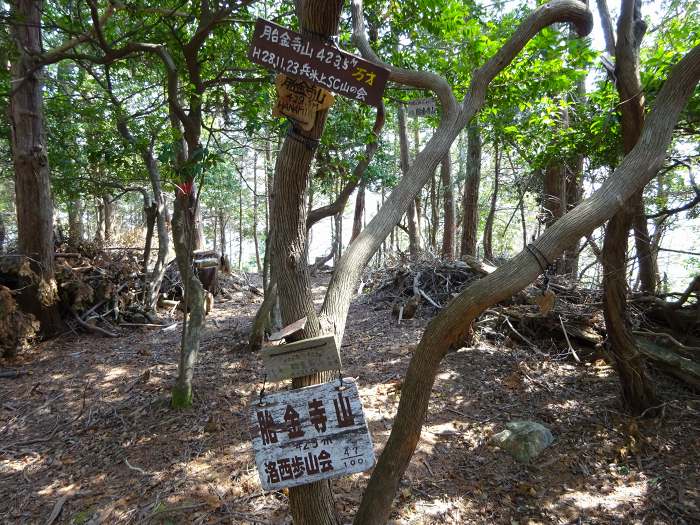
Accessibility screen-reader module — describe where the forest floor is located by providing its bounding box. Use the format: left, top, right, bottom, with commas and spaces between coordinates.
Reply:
1, 274, 699, 525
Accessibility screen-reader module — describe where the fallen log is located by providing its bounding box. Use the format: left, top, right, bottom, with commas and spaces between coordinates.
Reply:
635, 337, 700, 389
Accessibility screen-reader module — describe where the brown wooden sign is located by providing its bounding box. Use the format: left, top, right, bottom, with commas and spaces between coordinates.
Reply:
248, 18, 389, 107
272, 74, 335, 131
251, 378, 375, 490
261, 335, 341, 381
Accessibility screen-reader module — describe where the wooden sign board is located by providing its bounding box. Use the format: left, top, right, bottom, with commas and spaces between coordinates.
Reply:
272, 74, 335, 131
248, 18, 389, 107
261, 335, 341, 381
251, 378, 375, 490
407, 97, 437, 117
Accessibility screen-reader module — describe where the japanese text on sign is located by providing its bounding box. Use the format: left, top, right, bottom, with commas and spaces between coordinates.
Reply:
407, 97, 437, 117
272, 74, 335, 131
251, 378, 375, 490
248, 18, 389, 107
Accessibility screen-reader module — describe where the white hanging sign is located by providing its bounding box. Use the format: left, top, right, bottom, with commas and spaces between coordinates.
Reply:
250, 378, 375, 490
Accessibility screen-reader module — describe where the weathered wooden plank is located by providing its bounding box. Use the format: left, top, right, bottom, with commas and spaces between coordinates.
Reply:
250, 378, 375, 490
261, 335, 341, 381
268, 316, 308, 342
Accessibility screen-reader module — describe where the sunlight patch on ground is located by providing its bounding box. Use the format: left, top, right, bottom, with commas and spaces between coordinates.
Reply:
547, 479, 648, 518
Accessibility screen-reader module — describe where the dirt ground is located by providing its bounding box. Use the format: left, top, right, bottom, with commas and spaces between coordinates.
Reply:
1, 274, 699, 524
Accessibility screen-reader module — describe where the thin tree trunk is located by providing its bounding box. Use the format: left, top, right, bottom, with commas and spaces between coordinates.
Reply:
351, 181, 366, 242
599, 0, 658, 415
398, 106, 421, 258
171, 191, 205, 407
8, 0, 61, 335
102, 193, 114, 243
460, 119, 481, 257
253, 152, 262, 272
238, 184, 243, 270
143, 202, 156, 269
67, 198, 84, 244
440, 153, 455, 259
483, 140, 500, 261
0, 214, 5, 253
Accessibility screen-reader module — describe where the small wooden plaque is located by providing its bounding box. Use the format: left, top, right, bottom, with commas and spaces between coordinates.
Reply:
261, 335, 341, 381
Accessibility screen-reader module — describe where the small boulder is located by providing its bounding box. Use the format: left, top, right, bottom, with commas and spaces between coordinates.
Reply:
490, 420, 554, 463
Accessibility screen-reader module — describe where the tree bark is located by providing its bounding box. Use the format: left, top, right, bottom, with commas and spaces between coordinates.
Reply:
599, 0, 658, 415
253, 153, 262, 273
354, 43, 700, 523
398, 106, 421, 258
102, 194, 113, 242
351, 180, 366, 242
460, 119, 481, 257
8, 0, 61, 335
171, 191, 205, 407
483, 139, 500, 261
67, 198, 84, 244
440, 153, 455, 259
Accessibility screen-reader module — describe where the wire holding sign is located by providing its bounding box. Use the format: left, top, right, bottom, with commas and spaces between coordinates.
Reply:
251, 378, 375, 490
248, 18, 389, 107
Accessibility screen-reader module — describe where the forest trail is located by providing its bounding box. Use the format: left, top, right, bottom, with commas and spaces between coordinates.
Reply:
1, 275, 698, 524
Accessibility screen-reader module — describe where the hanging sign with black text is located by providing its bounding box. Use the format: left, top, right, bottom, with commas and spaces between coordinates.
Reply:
248, 18, 389, 107
251, 378, 375, 490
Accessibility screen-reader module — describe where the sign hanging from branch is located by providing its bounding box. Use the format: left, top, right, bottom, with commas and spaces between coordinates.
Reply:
248, 18, 389, 107
251, 378, 375, 490
406, 97, 437, 117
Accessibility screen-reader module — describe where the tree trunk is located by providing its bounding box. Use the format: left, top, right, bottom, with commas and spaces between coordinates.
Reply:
8, 0, 61, 335
67, 198, 84, 244
143, 202, 157, 269
351, 180, 365, 242
171, 191, 206, 407
0, 214, 5, 253
483, 140, 500, 261
398, 106, 421, 258
102, 194, 113, 243
599, 0, 658, 415
460, 119, 481, 257
440, 153, 455, 259
542, 162, 564, 229
144, 150, 169, 312
253, 153, 262, 272
238, 184, 243, 270
267, 2, 345, 522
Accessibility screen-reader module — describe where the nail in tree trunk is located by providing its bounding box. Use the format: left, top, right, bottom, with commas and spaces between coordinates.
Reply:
8, 0, 61, 335
483, 139, 500, 261
440, 153, 455, 259
460, 119, 481, 257
598, 0, 658, 415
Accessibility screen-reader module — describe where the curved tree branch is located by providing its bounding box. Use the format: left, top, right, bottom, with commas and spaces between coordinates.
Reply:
351, 0, 457, 115
321, 0, 593, 344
